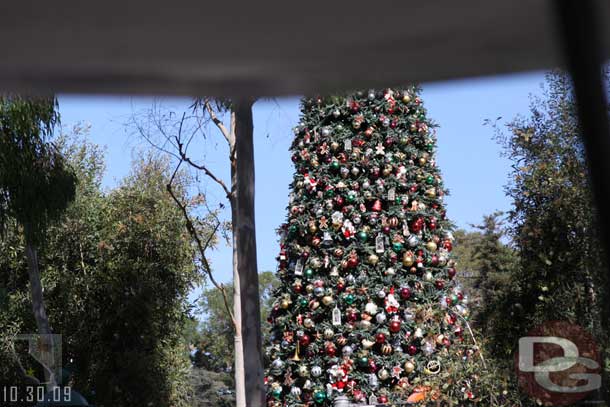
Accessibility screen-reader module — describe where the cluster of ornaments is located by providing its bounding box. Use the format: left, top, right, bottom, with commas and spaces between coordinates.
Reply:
265, 88, 475, 406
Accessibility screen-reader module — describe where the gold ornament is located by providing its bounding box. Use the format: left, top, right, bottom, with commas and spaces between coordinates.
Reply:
368, 254, 379, 265
381, 344, 393, 354
323, 328, 334, 339
425, 241, 437, 252
362, 339, 375, 349
425, 188, 436, 198
402, 94, 411, 103
322, 295, 334, 306
436, 334, 445, 345
402, 252, 414, 267
404, 361, 416, 373
424, 360, 441, 375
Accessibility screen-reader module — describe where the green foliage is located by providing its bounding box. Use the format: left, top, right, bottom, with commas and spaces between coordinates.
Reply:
0, 132, 214, 407
0, 96, 76, 243
194, 271, 279, 371
495, 71, 608, 344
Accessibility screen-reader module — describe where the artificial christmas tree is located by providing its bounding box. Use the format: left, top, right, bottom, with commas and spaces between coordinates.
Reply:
265, 87, 479, 406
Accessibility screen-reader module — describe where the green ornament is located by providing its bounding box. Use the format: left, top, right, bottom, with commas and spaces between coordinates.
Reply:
344, 293, 355, 305
392, 242, 404, 252
288, 225, 298, 235
426, 175, 435, 185
299, 298, 309, 307
272, 387, 282, 399
395, 196, 402, 205
305, 268, 314, 279
451, 294, 459, 305
426, 143, 434, 152
358, 356, 369, 367
347, 194, 356, 203
357, 231, 368, 242
325, 189, 335, 198
331, 161, 340, 170
313, 390, 326, 403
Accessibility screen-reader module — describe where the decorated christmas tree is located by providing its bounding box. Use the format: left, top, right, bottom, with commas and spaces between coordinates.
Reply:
265, 87, 479, 406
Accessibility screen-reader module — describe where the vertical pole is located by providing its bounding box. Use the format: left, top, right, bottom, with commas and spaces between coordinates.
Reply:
234, 98, 265, 406
555, 0, 610, 402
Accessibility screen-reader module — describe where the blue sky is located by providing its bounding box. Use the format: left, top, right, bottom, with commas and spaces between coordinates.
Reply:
57, 70, 546, 301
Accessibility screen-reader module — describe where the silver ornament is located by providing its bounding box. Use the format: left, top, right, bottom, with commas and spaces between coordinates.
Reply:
332, 109, 341, 118
290, 387, 302, 397
377, 290, 386, 299
311, 366, 323, 377
342, 345, 353, 356
375, 312, 387, 323
321, 127, 331, 137
271, 358, 284, 369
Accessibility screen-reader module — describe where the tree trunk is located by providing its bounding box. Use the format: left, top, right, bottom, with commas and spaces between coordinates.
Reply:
231, 179, 247, 407
24, 229, 57, 390
233, 99, 265, 407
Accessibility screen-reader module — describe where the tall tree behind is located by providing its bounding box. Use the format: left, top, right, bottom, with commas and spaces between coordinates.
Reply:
0, 96, 76, 388
495, 71, 608, 359
132, 98, 264, 406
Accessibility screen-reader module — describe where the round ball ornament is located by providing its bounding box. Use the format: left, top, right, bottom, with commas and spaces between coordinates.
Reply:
425, 241, 437, 252
313, 390, 326, 403
344, 293, 356, 305
311, 366, 323, 377
299, 334, 311, 347
368, 254, 379, 265
404, 361, 415, 373
389, 320, 401, 333
342, 345, 354, 356
365, 301, 379, 315
322, 295, 334, 306
290, 387, 302, 397
377, 368, 390, 380
298, 365, 309, 377
375, 312, 387, 323
381, 344, 392, 355
323, 328, 334, 339
271, 386, 282, 399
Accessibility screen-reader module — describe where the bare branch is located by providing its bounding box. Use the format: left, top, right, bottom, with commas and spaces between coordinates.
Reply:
174, 137, 233, 200
204, 100, 234, 147
166, 164, 236, 328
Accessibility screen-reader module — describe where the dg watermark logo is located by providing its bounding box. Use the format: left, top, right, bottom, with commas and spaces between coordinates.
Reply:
514, 321, 601, 406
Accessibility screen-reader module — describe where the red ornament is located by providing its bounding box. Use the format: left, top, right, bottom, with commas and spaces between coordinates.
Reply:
334, 196, 345, 207
364, 127, 374, 138
407, 345, 417, 355
399, 287, 411, 299
347, 255, 359, 268
382, 226, 391, 234
299, 334, 311, 347
337, 282, 346, 291
372, 200, 382, 212
326, 344, 337, 357
443, 240, 453, 251
447, 267, 456, 279
435, 280, 445, 289
389, 320, 401, 333
430, 254, 439, 266
368, 359, 378, 373
350, 101, 360, 113
347, 311, 359, 322
375, 333, 387, 343
378, 395, 389, 404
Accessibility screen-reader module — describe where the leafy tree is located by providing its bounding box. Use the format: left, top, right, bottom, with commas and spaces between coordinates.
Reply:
495, 71, 608, 340
1, 132, 216, 406
0, 95, 77, 388
195, 271, 279, 371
